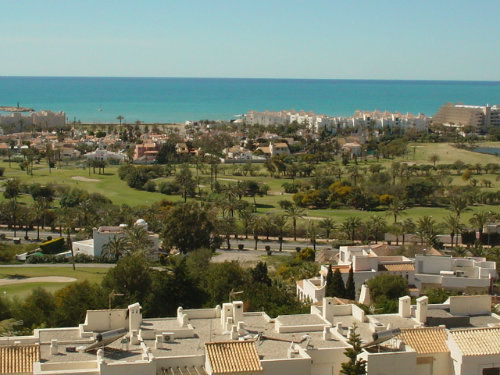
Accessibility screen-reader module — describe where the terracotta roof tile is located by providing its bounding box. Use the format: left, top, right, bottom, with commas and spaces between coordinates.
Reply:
380, 264, 415, 272
205, 341, 262, 374
398, 328, 448, 354
450, 327, 500, 356
0, 345, 39, 374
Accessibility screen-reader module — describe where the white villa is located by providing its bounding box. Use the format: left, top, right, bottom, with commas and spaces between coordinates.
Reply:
83, 149, 126, 163
72, 219, 160, 258
297, 246, 497, 303
1, 295, 498, 375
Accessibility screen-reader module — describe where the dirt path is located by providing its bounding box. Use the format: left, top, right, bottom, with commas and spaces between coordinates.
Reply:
0, 276, 77, 286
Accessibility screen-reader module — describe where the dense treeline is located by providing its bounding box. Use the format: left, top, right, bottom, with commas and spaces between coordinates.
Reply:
0, 251, 317, 335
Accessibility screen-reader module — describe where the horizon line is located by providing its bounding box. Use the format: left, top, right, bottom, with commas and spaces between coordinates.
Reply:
1, 75, 499, 83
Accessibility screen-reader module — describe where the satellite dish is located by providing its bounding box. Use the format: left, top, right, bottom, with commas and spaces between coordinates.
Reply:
84, 328, 128, 352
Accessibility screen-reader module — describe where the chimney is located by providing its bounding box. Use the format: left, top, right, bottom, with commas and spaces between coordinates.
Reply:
398, 296, 411, 318
221, 303, 233, 327
128, 303, 142, 333
50, 339, 58, 355
358, 284, 371, 306
322, 297, 335, 323
322, 326, 331, 341
416, 296, 428, 323
232, 301, 244, 323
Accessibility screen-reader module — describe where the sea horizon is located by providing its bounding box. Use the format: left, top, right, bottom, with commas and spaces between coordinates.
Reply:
1, 76, 499, 124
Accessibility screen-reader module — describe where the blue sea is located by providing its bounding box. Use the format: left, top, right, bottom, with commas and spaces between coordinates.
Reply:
0, 77, 498, 123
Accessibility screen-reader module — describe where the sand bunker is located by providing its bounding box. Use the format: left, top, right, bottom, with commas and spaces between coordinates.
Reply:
0, 276, 77, 286
71, 176, 100, 182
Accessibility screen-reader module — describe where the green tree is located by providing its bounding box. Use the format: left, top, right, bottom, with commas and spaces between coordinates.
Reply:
327, 268, 346, 298
386, 198, 406, 224
53, 281, 106, 327
102, 254, 152, 305
319, 218, 336, 239
367, 215, 386, 243
176, 164, 196, 202
251, 261, 272, 286
345, 267, 355, 300
366, 274, 408, 303
101, 236, 129, 262
442, 214, 464, 248
284, 204, 306, 241
162, 203, 216, 254
340, 324, 366, 375
3, 178, 22, 237
342, 217, 362, 241
272, 214, 288, 252
469, 211, 491, 243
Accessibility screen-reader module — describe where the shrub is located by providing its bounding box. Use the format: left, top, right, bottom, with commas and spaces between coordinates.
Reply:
238, 244, 244, 250
143, 180, 156, 192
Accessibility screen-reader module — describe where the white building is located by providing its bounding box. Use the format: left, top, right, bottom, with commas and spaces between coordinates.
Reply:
297, 246, 497, 303
244, 108, 430, 133
83, 149, 126, 163
414, 255, 496, 293
1, 295, 498, 375
0, 110, 66, 132
72, 220, 159, 258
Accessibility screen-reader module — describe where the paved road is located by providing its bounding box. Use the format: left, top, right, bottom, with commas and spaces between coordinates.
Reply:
0, 263, 115, 268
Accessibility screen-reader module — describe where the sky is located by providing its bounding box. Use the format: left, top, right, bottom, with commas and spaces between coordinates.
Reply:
1, 0, 499, 80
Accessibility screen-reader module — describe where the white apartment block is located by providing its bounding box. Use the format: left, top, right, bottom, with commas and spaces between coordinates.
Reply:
244, 109, 430, 133
432, 102, 500, 130
0, 110, 66, 132
1, 295, 498, 375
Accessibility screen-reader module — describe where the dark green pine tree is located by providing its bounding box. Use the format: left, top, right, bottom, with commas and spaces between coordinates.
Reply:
331, 268, 346, 298
340, 323, 367, 375
345, 267, 356, 300
325, 264, 334, 297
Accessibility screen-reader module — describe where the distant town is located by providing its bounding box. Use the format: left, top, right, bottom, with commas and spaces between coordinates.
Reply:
0, 101, 499, 375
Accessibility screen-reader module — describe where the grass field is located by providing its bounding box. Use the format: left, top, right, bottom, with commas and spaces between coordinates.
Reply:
0, 141, 498, 222
0, 266, 109, 299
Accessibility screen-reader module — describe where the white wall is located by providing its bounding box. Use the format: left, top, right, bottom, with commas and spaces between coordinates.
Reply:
415, 256, 452, 274
361, 350, 417, 375
449, 295, 491, 316
80, 310, 128, 332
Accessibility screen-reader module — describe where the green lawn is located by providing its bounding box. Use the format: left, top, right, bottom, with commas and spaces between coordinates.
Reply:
0, 266, 109, 299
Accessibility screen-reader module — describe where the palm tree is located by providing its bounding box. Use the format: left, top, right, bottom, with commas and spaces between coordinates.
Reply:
101, 236, 128, 262
442, 214, 464, 248
367, 215, 386, 244
116, 115, 124, 126
416, 216, 436, 246
318, 218, 336, 240
469, 211, 491, 244
401, 218, 415, 246
272, 214, 288, 252
125, 225, 154, 255
342, 217, 362, 241
386, 198, 406, 224
56, 207, 78, 270
389, 223, 403, 245
284, 205, 306, 241
307, 221, 318, 251
238, 207, 254, 239
448, 196, 469, 219
3, 178, 22, 237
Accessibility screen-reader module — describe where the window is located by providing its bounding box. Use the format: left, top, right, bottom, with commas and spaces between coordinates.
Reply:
482, 368, 500, 375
